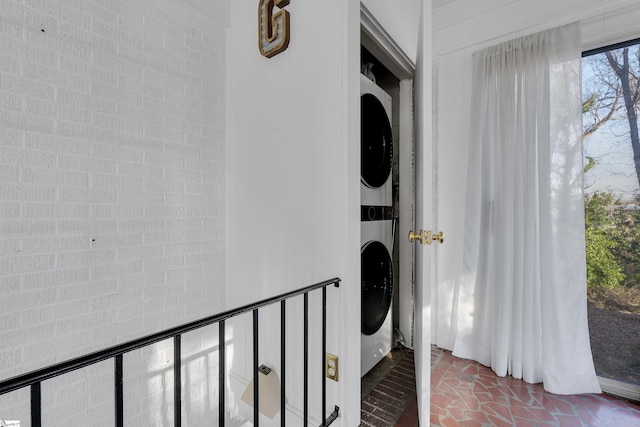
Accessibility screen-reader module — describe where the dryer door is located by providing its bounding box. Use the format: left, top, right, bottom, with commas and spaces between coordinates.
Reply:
361, 240, 393, 336
361, 93, 393, 188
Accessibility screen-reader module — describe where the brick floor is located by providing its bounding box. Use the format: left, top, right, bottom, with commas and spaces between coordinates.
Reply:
360, 348, 417, 427
361, 346, 640, 426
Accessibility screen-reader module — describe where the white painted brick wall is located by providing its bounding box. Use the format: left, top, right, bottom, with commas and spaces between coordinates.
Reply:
0, 0, 227, 424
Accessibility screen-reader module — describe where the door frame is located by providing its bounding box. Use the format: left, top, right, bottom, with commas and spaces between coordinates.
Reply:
361, 2, 417, 348
360, 4, 435, 425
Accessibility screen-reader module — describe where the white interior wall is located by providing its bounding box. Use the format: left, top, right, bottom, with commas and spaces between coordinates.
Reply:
434, 0, 640, 56
227, 1, 425, 425
433, 0, 640, 349
229, 1, 347, 307
182, 0, 230, 25
227, 1, 360, 425
0, 0, 228, 424
361, 0, 422, 62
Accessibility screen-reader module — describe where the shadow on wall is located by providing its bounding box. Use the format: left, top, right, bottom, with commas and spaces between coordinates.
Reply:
132, 327, 230, 426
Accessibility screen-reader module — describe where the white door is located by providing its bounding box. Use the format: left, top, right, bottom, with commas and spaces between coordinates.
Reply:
412, 1, 433, 424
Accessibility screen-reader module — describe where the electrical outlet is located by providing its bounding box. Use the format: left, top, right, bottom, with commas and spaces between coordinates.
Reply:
326, 353, 339, 382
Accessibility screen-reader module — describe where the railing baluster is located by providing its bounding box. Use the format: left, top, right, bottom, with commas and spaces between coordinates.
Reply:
0, 278, 341, 427
322, 286, 327, 425
31, 382, 41, 427
253, 309, 260, 427
219, 320, 226, 427
281, 300, 286, 427
174, 335, 182, 427
303, 292, 308, 427
115, 355, 124, 427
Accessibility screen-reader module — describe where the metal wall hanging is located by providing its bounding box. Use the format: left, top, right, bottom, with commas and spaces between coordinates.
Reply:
258, 0, 290, 58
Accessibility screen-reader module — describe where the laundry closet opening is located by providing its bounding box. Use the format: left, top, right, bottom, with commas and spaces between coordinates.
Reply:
359, 41, 416, 382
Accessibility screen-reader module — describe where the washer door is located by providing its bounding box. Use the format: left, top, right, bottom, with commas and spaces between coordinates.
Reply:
361, 93, 393, 188
361, 240, 393, 336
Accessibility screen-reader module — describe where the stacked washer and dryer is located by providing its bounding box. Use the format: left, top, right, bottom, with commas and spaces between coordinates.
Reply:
360, 74, 395, 376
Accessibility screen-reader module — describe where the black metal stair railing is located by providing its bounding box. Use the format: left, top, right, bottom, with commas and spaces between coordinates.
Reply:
0, 277, 342, 427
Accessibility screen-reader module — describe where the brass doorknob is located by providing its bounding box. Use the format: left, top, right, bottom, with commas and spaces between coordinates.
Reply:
408, 230, 432, 245
409, 230, 444, 245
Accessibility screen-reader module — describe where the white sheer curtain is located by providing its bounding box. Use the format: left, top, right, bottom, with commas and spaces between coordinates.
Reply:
451, 22, 601, 394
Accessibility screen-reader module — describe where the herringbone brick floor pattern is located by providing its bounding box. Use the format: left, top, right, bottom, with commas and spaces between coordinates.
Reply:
361, 348, 417, 426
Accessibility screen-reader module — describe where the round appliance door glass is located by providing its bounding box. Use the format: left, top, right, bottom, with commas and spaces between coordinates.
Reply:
361, 93, 393, 188
361, 240, 393, 336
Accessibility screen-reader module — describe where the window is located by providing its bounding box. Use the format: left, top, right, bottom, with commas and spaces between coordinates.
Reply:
582, 39, 640, 400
